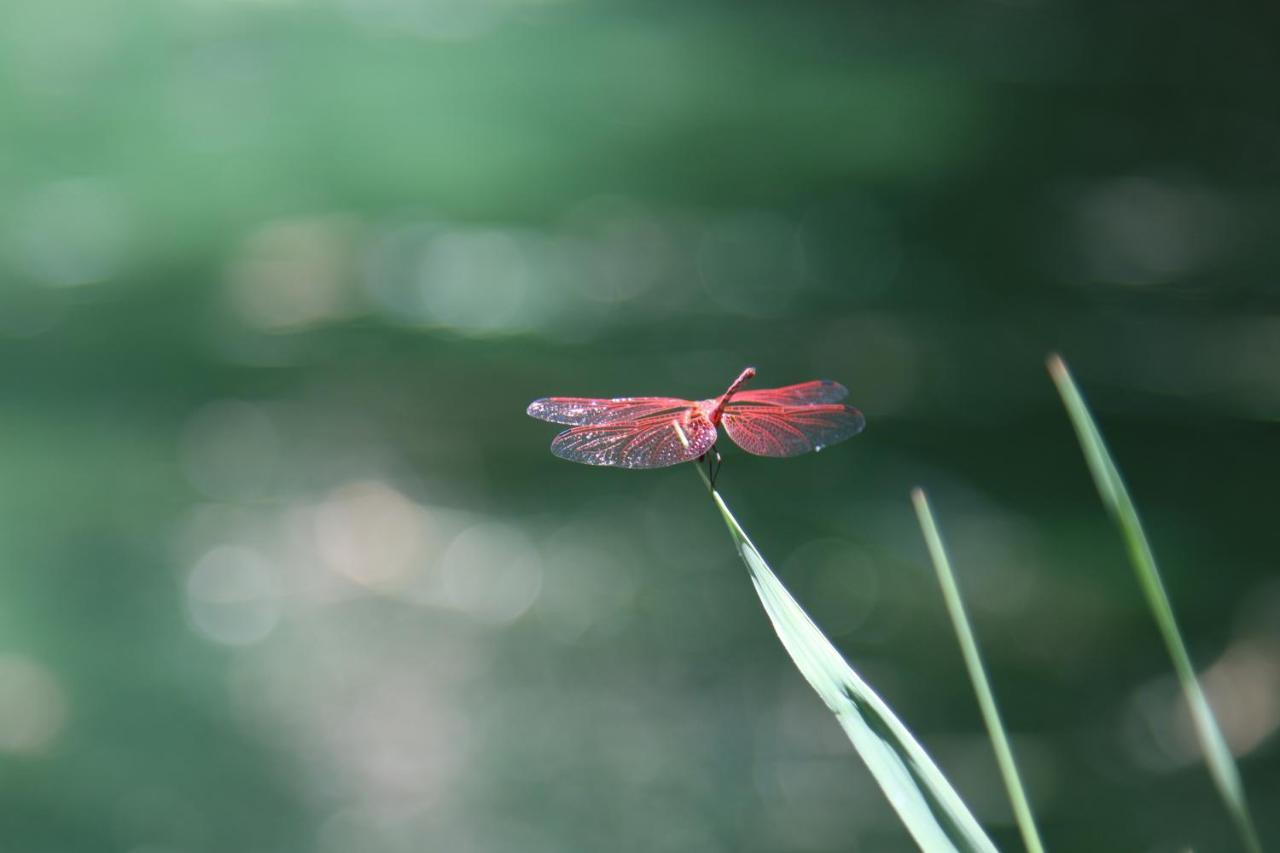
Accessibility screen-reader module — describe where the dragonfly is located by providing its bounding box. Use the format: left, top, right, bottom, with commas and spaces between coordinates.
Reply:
526, 367, 864, 485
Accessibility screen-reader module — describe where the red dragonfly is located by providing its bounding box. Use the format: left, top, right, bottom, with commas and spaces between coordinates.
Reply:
527, 367, 864, 483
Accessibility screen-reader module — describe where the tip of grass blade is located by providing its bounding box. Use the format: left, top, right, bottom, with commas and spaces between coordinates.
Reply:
1045, 352, 1067, 380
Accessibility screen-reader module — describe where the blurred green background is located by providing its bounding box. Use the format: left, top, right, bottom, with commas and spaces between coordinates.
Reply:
2, 0, 1278, 850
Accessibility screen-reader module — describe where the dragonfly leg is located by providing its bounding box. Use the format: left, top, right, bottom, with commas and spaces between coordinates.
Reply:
708, 445, 723, 489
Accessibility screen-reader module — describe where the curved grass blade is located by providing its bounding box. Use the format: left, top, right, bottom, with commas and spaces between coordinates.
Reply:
698, 470, 997, 853
1047, 354, 1262, 853
913, 488, 1046, 853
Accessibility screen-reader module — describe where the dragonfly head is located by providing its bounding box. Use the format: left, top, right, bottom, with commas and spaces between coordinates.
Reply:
730, 366, 756, 391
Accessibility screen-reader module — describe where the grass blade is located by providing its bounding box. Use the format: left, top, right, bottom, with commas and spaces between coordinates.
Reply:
912, 488, 1046, 853
699, 471, 997, 853
1047, 354, 1262, 853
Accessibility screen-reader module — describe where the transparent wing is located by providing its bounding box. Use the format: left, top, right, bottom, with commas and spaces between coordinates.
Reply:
731, 380, 849, 406
527, 396, 693, 426
548, 408, 717, 469
722, 403, 864, 457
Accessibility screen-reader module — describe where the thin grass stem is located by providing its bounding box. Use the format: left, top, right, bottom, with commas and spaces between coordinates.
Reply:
1047, 353, 1262, 853
912, 488, 1046, 853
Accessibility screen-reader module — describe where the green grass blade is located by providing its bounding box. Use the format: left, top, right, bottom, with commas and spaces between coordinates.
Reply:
1047, 354, 1262, 853
912, 488, 1046, 853
699, 471, 997, 853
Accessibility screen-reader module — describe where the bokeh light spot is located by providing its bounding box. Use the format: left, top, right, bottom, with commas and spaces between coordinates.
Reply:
226, 217, 357, 332
314, 481, 430, 590
0, 654, 69, 754
186, 545, 280, 646
363, 223, 537, 336
415, 229, 530, 334
1071, 177, 1236, 286
441, 522, 542, 624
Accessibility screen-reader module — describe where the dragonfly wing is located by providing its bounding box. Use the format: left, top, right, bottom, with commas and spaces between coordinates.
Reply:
731, 380, 848, 406
527, 396, 692, 425
549, 408, 716, 468
722, 403, 864, 457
